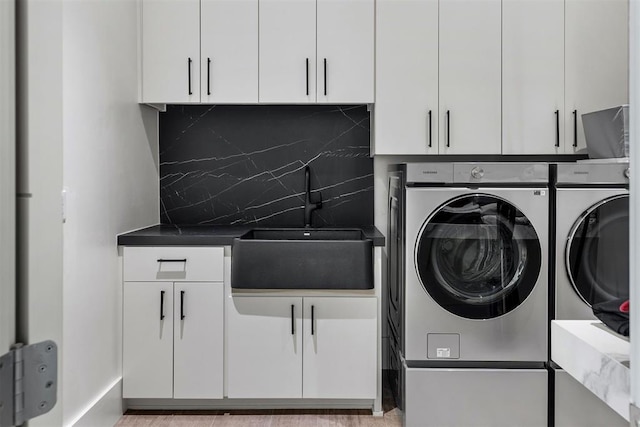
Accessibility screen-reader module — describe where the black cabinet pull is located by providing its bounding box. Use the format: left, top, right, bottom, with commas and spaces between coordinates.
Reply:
573, 109, 578, 147
180, 291, 185, 320
446, 110, 451, 148
291, 304, 295, 335
157, 259, 187, 263
160, 290, 165, 320
188, 58, 193, 95
555, 110, 560, 147
428, 110, 432, 148
311, 305, 315, 335
305, 58, 309, 96
323, 58, 327, 96
207, 58, 211, 96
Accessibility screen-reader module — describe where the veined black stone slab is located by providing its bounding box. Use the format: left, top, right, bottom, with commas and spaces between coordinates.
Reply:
159, 105, 373, 227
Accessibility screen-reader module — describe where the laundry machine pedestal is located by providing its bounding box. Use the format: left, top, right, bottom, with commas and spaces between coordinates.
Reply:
404, 365, 547, 427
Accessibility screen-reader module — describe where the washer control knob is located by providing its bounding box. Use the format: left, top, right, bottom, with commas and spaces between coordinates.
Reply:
471, 167, 485, 179
624, 168, 630, 179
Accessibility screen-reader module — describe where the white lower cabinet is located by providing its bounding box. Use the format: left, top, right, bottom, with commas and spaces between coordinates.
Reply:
123, 282, 174, 398
302, 297, 377, 399
227, 297, 303, 398
123, 281, 224, 399
227, 296, 377, 399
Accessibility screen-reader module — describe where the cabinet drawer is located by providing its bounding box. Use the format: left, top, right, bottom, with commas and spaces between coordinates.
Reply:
123, 247, 224, 282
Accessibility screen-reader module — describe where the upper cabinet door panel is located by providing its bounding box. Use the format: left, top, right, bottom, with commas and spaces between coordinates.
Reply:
316, 0, 374, 104
201, 0, 258, 103
374, 0, 438, 155
259, 0, 316, 103
439, 0, 501, 155
502, 0, 564, 154
141, 0, 200, 104
565, 0, 628, 154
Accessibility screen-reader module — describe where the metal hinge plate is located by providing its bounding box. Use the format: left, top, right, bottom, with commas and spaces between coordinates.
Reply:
0, 341, 57, 427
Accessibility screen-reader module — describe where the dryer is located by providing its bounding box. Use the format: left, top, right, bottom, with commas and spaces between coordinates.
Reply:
552, 161, 629, 427
554, 162, 630, 320
390, 163, 549, 427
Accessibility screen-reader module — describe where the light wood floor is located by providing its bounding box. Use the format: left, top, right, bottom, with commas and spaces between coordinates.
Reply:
115, 408, 403, 427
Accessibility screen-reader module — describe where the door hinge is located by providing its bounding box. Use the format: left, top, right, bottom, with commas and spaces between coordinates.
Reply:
0, 341, 57, 427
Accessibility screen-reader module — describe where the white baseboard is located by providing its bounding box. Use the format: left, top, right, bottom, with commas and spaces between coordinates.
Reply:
68, 378, 123, 427
126, 398, 375, 411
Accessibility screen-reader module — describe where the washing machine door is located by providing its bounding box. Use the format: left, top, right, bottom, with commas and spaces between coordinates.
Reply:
566, 194, 629, 306
415, 194, 542, 319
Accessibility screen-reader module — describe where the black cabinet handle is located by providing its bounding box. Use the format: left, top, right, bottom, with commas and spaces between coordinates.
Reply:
207, 58, 211, 96
180, 291, 185, 320
157, 259, 187, 263
311, 305, 315, 335
291, 304, 295, 335
188, 58, 193, 95
555, 110, 560, 147
573, 109, 578, 147
305, 58, 309, 96
323, 58, 327, 96
446, 110, 451, 148
160, 290, 165, 320
428, 110, 432, 148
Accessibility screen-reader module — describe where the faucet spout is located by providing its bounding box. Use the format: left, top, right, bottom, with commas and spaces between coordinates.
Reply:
304, 166, 322, 227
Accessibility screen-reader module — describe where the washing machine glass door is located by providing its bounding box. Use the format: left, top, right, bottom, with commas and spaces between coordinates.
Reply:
567, 194, 629, 306
415, 194, 542, 319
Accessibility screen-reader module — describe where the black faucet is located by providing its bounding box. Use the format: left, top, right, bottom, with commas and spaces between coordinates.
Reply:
304, 166, 322, 227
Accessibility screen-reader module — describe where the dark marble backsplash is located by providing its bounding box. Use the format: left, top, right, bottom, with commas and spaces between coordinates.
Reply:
159, 105, 373, 227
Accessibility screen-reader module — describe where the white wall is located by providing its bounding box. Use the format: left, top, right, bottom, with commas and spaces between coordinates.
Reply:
61, 0, 159, 425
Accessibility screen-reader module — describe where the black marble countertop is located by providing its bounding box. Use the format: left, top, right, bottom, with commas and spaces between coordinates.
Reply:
117, 224, 385, 247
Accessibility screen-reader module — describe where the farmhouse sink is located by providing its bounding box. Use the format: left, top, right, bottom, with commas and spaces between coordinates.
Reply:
231, 228, 373, 290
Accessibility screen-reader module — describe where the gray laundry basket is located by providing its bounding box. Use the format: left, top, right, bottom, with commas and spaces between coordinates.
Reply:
582, 105, 629, 158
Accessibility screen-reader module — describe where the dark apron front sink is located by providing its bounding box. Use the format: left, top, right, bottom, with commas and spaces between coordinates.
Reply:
231, 228, 373, 290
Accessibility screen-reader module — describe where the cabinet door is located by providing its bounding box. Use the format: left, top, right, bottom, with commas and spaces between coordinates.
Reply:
439, 0, 501, 154
374, 0, 438, 154
565, 0, 628, 154
227, 297, 303, 398
173, 283, 224, 399
502, 0, 564, 155
201, 0, 258, 103
123, 282, 173, 398
316, 0, 374, 104
303, 297, 377, 399
141, 0, 200, 104
259, 0, 316, 103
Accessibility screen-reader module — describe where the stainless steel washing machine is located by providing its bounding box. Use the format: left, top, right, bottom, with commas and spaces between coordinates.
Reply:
554, 161, 630, 320
552, 161, 629, 427
402, 162, 549, 363
390, 162, 549, 427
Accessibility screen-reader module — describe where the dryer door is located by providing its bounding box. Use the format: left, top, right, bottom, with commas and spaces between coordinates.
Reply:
415, 194, 542, 319
566, 194, 629, 306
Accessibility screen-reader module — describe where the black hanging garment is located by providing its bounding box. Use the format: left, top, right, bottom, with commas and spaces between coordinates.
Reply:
592, 298, 630, 337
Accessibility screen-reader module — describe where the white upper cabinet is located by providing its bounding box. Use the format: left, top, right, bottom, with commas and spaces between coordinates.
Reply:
374, 0, 438, 155
439, 0, 501, 155
201, 0, 258, 103
502, 0, 564, 155
141, 0, 200, 104
565, 0, 629, 154
316, 0, 374, 104
259, 0, 316, 103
